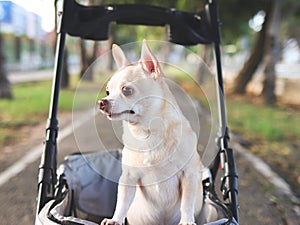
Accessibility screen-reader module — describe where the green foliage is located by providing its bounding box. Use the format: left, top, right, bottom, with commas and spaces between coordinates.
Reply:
226, 97, 300, 190
107, 0, 207, 45
112, 24, 167, 45
0, 81, 75, 145
177, 72, 300, 190
78, 0, 300, 47
227, 99, 300, 142
218, 0, 266, 45
281, 0, 300, 41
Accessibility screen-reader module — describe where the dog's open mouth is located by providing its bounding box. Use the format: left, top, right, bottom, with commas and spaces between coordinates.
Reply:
108, 110, 135, 118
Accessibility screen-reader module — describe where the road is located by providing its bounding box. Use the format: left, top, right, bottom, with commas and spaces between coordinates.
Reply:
0, 90, 299, 224
8, 70, 53, 84
8, 68, 79, 84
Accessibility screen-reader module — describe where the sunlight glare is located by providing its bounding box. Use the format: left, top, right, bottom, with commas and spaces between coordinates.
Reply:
11, 0, 55, 32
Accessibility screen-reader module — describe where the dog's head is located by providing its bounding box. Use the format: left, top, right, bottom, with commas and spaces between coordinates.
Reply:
98, 40, 165, 124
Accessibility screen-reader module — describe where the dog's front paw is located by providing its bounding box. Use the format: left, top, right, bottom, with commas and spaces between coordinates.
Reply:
101, 218, 122, 225
178, 221, 197, 225
179, 222, 196, 225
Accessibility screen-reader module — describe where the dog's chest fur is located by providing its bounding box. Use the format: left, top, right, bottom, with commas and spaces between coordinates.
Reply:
126, 178, 182, 225
122, 118, 182, 167
100, 41, 203, 225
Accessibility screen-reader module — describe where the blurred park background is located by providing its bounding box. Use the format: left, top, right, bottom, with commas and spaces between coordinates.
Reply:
0, 0, 299, 208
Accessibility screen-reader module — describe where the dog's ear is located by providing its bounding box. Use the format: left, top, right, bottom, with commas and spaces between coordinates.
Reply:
140, 40, 161, 79
112, 44, 130, 68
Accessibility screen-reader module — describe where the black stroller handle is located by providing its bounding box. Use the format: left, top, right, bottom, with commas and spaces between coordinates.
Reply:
60, 0, 214, 45
36, 0, 239, 223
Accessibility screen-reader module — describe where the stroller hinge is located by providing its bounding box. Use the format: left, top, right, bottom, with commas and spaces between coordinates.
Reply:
36, 119, 58, 213
220, 147, 239, 222
46, 118, 59, 142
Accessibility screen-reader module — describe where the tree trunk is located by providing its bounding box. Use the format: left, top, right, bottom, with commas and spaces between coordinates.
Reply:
79, 38, 88, 78
196, 44, 212, 84
106, 32, 115, 71
79, 0, 103, 79
15, 36, 21, 62
79, 39, 98, 80
0, 34, 13, 100
261, 0, 281, 105
232, 1, 272, 94
61, 48, 70, 88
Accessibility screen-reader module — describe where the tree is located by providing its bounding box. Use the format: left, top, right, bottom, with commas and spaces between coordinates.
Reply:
79, 0, 104, 79
281, 0, 300, 44
61, 48, 70, 88
218, 0, 266, 46
196, 45, 212, 84
79, 38, 99, 80
231, 0, 300, 104
232, 1, 272, 94
0, 33, 13, 99
261, 0, 281, 105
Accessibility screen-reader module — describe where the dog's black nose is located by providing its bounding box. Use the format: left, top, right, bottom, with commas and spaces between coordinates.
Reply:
99, 99, 108, 109
98, 99, 110, 112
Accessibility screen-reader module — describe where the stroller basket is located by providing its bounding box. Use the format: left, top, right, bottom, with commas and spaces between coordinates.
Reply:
36, 150, 238, 225
35, 0, 239, 224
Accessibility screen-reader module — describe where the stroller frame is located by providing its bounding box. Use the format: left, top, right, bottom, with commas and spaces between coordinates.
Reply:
36, 0, 239, 223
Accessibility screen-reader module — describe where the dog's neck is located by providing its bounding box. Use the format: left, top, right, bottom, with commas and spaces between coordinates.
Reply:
123, 109, 183, 166
125, 107, 182, 142
122, 81, 186, 155
127, 121, 151, 140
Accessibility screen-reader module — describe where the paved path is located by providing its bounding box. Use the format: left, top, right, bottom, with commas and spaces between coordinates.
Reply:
8, 67, 79, 84
0, 88, 299, 224
8, 70, 53, 84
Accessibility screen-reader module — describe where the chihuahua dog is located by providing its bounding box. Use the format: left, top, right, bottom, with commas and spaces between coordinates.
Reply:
98, 40, 203, 225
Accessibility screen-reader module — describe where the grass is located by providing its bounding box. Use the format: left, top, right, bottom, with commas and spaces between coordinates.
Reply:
174, 75, 300, 193
226, 98, 300, 142
0, 81, 76, 145
0, 76, 107, 146
226, 96, 300, 193
1, 71, 300, 193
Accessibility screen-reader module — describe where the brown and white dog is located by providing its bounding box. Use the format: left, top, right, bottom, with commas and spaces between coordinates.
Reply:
98, 40, 203, 225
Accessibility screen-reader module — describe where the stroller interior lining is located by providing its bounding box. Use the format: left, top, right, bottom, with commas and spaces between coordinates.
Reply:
37, 150, 237, 225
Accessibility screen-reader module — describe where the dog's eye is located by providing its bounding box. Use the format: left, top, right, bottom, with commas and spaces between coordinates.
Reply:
106, 90, 109, 96
122, 86, 133, 97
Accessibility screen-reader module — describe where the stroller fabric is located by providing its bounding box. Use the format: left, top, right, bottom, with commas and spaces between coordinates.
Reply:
36, 150, 238, 225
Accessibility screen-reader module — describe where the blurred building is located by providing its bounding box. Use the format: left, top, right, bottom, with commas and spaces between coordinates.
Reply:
0, 1, 54, 71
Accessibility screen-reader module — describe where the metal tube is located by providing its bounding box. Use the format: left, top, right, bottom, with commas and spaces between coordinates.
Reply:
209, 0, 239, 222
227, 148, 239, 222
36, 31, 66, 214
213, 41, 229, 142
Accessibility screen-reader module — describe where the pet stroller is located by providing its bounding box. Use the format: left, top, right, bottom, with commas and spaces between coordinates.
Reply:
35, 0, 239, 224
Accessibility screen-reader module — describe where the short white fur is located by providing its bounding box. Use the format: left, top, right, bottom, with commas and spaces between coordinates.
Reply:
100, 40, 203, 225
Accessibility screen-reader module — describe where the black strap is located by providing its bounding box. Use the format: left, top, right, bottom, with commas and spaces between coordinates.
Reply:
47, 199, 85, 225
48, 212, 85, 225
207, 191, 233, 225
